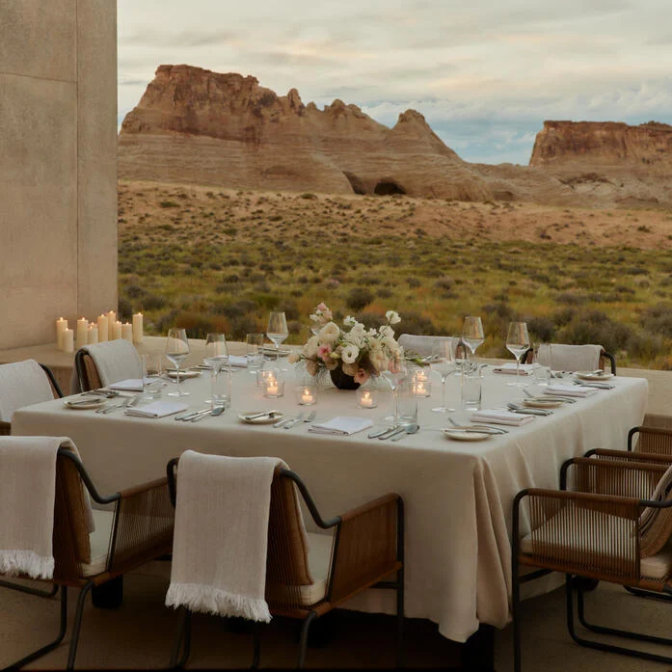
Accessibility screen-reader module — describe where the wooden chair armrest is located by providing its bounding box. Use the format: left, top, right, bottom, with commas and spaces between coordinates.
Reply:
585, 449, 672, 465
108, 477, 174, 573
562, 457, 668, 499
328, 494, 402, 604
0, 421, 10, 436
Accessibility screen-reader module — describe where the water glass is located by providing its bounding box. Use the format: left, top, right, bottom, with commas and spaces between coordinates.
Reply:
246, 333, 265, 373
141, 354, 163, 400
212, 368, 232, 408
461, 374, 482, 411
396, 381, 418, 426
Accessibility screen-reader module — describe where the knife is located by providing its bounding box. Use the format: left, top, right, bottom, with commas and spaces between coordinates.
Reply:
284, 412, 306, 429
368, 425, 400, 439
379, 426, 407, 440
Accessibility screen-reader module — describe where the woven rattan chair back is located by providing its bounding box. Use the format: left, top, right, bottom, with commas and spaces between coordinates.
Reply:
75, 351, 103, 392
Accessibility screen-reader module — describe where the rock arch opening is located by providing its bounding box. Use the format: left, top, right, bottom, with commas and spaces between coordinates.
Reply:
374, 181, 406, 196
343, 171, 366, 195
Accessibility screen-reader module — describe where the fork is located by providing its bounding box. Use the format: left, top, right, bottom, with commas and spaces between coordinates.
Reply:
282, 412, 305, 430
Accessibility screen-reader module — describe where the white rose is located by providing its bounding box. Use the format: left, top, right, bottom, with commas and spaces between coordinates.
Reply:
341, 344, 359, 364
343, 315, 356, 327
303, 335, 319, 358
386, 310, 401, 325
318, 322, 341, 343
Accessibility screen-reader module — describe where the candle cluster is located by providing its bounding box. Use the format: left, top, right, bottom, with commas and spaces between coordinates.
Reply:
55, 311, 144, 352
411, 370, 432, 398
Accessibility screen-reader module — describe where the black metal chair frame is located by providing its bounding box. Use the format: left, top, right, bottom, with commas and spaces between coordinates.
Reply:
39, 363, 64, 398
73, 349, 89, 394
166, 457, 405, 670
5, 449, 128, 670
511, 455, 672, 672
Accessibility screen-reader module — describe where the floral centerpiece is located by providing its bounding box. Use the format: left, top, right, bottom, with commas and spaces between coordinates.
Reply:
289, 302, 404, 389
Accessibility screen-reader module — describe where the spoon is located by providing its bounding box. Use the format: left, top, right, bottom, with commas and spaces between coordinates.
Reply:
391, 423, 420, 441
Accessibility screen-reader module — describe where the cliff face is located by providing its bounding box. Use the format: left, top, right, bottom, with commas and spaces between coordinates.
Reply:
119, 65, 574, 203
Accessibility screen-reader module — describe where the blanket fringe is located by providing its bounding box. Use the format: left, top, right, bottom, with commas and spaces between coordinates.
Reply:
166, 582, 272, 623
0, 550, 54, 579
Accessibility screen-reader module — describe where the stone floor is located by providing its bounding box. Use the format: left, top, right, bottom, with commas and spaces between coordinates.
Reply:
2, 565, 672, 671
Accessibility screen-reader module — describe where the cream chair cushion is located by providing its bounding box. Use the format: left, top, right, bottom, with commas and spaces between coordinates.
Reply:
81, 509, 115, 578
298, 532, 334, 605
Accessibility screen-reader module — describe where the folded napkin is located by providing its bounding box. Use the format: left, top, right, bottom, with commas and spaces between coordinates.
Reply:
492, 363, 534, 376
545, 384, 598, 398
228, 356, 248, 368
309, 416, 374, 436
166, 451, 298, 622
471, 410, 535, 426
109, 377, 153, 392
126, 401, 189, 418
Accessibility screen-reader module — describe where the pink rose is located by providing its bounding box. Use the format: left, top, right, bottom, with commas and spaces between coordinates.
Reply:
354, 369, 370, 384
318, 344, 332, 362
317, 302, 328, 312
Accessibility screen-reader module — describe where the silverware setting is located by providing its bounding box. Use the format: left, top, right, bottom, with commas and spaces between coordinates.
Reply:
191, 405, 227, 422
368, 425, 400, 439
524, 389, 576, 404
390, 423, 420, 441
279, 412, 304, 429
507, 402, 553, 416
284, 410, 316, 429
448, 418, 509, 433
245, 410, 281, 421
572, 379, 615, 390
96, 395, 141, 414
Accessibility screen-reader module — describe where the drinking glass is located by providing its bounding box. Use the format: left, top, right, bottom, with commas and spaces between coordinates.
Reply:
453, 335, 468, 376
461, 373, 482, 411
141, 354, 163, 400
246, 333, 265, 374
165, 328, 190, 397
532, 342, 551, 386
462, 316, 484, 362
381, 362, 408, 423
267, 312, 289, 352
430, 338, 457, 413
204, 333, 229, 371
506, 322, 531, 387
396, 380, 419, 427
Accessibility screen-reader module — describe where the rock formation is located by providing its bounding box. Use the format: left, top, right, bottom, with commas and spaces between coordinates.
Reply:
118, 65, 672, 207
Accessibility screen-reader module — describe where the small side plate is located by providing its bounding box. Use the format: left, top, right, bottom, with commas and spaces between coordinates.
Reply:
443, 429, 492, 442
165, 369, 201, 379
575, 372, 614, 381
239, 411, 284, 425
523, 399, 563, 409
63, 398, 107, 410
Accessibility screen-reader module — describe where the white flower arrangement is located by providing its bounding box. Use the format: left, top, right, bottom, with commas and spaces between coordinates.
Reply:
289, 303, 403, 383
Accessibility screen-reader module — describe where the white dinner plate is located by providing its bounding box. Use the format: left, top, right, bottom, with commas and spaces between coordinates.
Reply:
165, 369, 201, 380
575, 372, 614, 381
522, 399, 563, 409
443, 429, 491, 442
63, 398, 107, 411
238, 411, 284, 425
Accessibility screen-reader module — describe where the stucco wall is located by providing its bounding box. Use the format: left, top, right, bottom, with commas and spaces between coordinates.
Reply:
0, 0, 117, 349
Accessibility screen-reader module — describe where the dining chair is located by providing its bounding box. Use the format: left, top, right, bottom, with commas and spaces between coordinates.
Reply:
512, 454, 672, 671
0, 361, 63, 436
628, 425, 672, 456
74, 339, 142, 392
2, 443, 174, 670
166, 457, 404, 669
523, 343, 616, 374
398, 334, 467, 360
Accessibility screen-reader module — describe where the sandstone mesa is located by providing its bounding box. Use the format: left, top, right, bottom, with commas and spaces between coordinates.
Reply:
119, 65, 672, 208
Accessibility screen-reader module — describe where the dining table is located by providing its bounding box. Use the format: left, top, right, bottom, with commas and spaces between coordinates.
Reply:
11, 363, 648, 647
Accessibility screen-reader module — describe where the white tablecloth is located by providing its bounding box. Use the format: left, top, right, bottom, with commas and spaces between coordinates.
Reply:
12, 369, 648, 642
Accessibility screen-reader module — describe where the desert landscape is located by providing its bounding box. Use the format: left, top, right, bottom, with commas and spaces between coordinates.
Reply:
117, 65, 672, 368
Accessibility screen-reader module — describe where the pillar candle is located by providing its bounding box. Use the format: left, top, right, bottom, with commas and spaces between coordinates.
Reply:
87, 325, 98, 345
112, 320, 122, 340
121, 323, 133, 342
55, 317, 68, 350
76, 318, 88, 346
132, 312, 144, 344
62, 328, 74, 353
97, 315, 108, 343
106, 311, 116, 340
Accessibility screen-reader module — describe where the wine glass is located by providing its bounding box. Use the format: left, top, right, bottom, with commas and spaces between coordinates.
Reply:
506, 322, 531, 387
267, 311, 289, 370
204, 333, 229, 408
381, 362, 408, 423
430, 339, 457, 413
165, 328, 190, 397
462, 317, 484, 363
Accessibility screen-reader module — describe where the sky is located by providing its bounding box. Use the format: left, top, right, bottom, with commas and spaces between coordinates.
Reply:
118, 0, 672, 165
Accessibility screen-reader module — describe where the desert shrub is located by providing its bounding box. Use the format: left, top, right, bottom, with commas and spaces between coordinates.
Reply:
124, 284, 146, 299
288, 320, 303, 335
250, 293, 281, 310
377, 288, 393, 299
346, 287, 374, 311
557, 310, 632, 353
640, 303, 672, 338
406, 277, 422, 288
117, 297, 133, 321
527, 317, 555, 343
220, 300, 257, 319
175, 312, 228, 338
398, 310, 438, 336
159, 201, 179, 208
555, 292, 587, 306
227, 314, 259, 340
142, 294, 167, 311
434, 277, 454, 291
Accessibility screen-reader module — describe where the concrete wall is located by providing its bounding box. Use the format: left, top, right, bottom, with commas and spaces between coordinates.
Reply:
0, 0, 117, 349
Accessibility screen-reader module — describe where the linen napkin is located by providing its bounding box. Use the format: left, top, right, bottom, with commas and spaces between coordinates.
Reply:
166, 451, 293, 622
125, 401, 188, 418
471, 410, 535, 426
492, 363, 534, 376
0, 360, 55, 422
308, 417, 374, 435
228, 355, 248, 368
545, 384, 598, 398
109, 377, 153, 392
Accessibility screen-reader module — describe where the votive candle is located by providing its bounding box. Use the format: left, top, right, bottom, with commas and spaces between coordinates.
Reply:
97, 315, 108, 343
296, 385, 317, 405
132, 312, 144, 344
357, 388, 377, 409
55, 317, 68, 350
87, 325, 99, 345
264, 379, 284, 398
121, 322, 133, 342
112, 320, 122, 340
62, 328, 74, 353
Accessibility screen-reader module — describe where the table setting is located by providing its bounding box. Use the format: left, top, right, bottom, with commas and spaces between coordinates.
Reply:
12, 309, 650, 645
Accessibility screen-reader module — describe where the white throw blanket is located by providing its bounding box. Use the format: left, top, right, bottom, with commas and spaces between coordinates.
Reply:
537, 344, 603, 372
0, 360, 54, 422
166, 451, 290, 622
72, 340, 142, 393
0, 436, 63, 578
398, 334, 454, 358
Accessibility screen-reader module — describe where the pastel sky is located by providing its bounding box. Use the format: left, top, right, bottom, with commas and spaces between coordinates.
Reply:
118, 0, 672, 165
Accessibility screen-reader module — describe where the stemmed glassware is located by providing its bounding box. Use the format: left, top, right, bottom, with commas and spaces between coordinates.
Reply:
506, 322, 531, 387
165, 328, 190, 397
267, 311, 289, 370
462, 316, 484, 365
430, 338, 457, 413
381, 357, 408, 423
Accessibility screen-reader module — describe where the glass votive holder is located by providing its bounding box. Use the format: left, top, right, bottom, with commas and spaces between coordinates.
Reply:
356, 386, 378, 409
264, 378, 285, 398
257, 369, 277, 388
295, 384, 318, 405
411, 370, 432, 398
